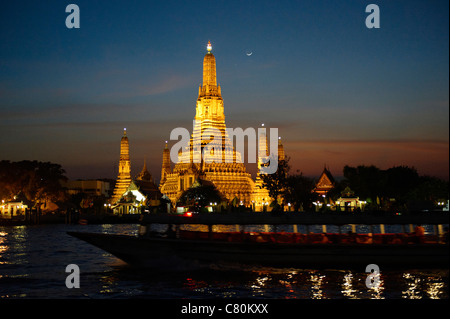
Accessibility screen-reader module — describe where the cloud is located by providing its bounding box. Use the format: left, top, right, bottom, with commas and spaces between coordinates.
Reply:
94, 73, 197, 101
137, 74, 196, 96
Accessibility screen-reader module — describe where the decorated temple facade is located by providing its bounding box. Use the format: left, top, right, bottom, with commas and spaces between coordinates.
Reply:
112, 161, 162, 215
110, 129, 162, 214
313, 166, 335, 197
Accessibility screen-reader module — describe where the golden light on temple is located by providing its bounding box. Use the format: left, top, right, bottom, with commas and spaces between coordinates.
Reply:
158, 41, 286, 209
160, 40, 254, 205
110, 128, 132, 203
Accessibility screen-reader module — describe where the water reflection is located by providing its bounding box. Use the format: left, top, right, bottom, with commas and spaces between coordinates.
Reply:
183, 277, 213, 297
426, 276, 445, 299
1, 226, 28, 265
367, 272, 384, 299
99, 271, 120, 295
0, 224, 448, 299
341, 272, 358, 299
0, 230, 8, 265
403, 273, 423, 299
278, 271, 297, 299
233, 269, 445, 299
309, 272, 326, 299
402, 272, 446, 299
250, 273, 271, 297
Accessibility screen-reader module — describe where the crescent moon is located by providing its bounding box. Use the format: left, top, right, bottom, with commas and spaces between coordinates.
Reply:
246, 51, 253, 56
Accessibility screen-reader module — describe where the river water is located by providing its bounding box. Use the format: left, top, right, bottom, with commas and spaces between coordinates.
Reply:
0, 224, 448, 299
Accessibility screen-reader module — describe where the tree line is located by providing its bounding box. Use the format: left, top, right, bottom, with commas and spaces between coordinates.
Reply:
1, 159, 447, 214
0, 160, 67, 207
261, 156, 449, 212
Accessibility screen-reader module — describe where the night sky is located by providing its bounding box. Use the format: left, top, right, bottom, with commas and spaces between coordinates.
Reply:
1, 0, 448, 182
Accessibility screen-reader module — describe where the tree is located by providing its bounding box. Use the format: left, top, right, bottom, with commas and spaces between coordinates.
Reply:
284, 173, 317, 211
341, 164, 444, 211
0, 160, 67, 206
412, 176, 449, 201
260, 156, 318, 211
260, 155, 290, 209
177, 182, 224, 211
385, 166, 420, 204
343, 165, 386, 203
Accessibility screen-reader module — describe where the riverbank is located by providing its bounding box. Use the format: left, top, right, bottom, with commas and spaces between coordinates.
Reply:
1, 210, 448, 227
0, 213, 141, 226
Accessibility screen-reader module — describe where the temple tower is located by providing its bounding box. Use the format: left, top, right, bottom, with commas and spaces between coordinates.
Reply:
160, 141, 171, 184
251, 125, 271, 211
251, 130, 286, 211
160, 41, 254, 205
111, 128, 132, 203
136, 159, 153, 182
278, 137, 285, 161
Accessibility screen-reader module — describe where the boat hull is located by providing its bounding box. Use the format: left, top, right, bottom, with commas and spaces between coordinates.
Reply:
68, 232, 449, 269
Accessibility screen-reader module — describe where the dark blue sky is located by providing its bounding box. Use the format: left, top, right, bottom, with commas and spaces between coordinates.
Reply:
1, 0, 448, 181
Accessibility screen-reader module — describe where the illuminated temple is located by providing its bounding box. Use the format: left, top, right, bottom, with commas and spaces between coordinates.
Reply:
110, 42, 285, 211
110, 129, 162, 213
110, 128, 132, 204
160, 41, 273, 206
251, 129, 285, 211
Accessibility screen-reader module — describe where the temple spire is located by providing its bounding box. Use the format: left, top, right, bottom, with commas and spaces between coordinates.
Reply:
142, 157, 147, 172
111, 128, 132, 203
160, 40, 253, 207
160, 140, 171, 185
278, 136, 285, 161
196, 40, 223, 118
136, 158, 153, 182
202, 40, 217, 88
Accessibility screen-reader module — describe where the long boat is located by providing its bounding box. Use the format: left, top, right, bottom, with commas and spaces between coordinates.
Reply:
68, 212, 449, 269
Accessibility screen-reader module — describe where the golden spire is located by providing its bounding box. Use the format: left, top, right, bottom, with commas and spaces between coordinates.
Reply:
258, 124, 269, 159
278, 136, 285, 161
161, 140, 171, 185
202, 40, 217, 88
142, 157, 147, 171
111, 128, 132, 203
160, 40, 254, 207
136, 158, 152, 181
120, 128, 129, 158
